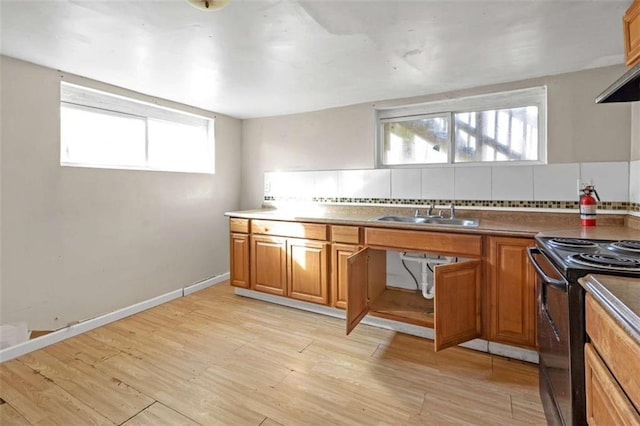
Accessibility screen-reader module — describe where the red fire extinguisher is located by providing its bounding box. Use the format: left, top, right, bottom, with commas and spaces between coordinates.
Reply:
579, 185, 600, 227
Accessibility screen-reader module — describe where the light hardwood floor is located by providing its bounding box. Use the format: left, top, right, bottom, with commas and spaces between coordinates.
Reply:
0, 283, 546, 425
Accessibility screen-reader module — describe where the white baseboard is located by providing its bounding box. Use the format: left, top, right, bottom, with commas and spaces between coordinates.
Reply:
235, 287, 539, 364
234, 287, 347, 320
183, 272, 229, 295
489, 341, 539, 363
0, 273, 229, 363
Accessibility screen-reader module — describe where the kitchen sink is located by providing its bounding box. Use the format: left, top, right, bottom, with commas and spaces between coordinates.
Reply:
375, 215, 479, 228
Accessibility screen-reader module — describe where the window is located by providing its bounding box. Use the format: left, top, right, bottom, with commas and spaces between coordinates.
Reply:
377, 87, 546, 167
60, 82, 215, 174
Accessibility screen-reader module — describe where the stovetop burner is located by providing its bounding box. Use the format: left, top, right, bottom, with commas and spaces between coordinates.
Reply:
609, 240, 640, 254
537, 236, 640, 279
548, 238, 599, 250
568, 253, 640, 271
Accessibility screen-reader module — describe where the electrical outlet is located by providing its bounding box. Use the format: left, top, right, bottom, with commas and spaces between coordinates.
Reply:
577, 178, 592, 195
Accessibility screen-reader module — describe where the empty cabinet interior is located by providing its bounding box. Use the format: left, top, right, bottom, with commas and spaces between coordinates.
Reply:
347, 243, 482, 351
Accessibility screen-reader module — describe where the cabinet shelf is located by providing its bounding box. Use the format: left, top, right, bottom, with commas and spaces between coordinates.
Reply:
369, 287, 434, 328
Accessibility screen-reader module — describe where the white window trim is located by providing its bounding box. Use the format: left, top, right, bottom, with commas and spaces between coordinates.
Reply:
375, 86, 547, 168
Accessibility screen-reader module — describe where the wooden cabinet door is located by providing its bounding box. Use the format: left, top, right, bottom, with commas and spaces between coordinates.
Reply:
287, 238, 330, 305
251, 235, 287, 296
487, 237, 536, 348
346, 247, 371, 335
230, 233, 250, 288
331, 243, 359, 309
585, 343, 640, 425
434, 259, 482, 351
624, 0, 640, 67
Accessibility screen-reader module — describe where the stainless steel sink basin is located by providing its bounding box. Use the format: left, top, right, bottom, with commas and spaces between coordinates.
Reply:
375, 216, 428, 224
375, 216, 479, 228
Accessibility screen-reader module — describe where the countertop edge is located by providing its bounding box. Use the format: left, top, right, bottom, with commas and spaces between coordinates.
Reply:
579, 275, 640, 346
224, 210, 541, 237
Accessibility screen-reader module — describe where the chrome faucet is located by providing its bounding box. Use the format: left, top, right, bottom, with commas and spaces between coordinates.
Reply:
431, 203, 455, 219
448, 203, 456, 219
426, 203, 434, 217
415, 203, 436, 218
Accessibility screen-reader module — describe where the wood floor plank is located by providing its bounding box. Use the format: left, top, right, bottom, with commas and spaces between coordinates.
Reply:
511, 394, 547, 424
42, 332, 122, 365
122, 402, 199, 426
420, 376, 514, 423
0, 402, 31, 426
0, 359, 114, 425
258, 418, 283, 426
19, 349, 154, 424
96, 352, 266, 425
0, 283, 546, 425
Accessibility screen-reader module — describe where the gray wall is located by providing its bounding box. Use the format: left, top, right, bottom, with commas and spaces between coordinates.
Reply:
241, 65, 631, 209
0, 56, 242, 330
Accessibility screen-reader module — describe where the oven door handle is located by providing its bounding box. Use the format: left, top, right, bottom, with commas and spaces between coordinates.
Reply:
526, 247, 568, 291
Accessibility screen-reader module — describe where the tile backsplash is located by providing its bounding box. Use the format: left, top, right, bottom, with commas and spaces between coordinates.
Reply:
265, 161, 639, 212
580, 162, 629, 202
532, 163, 579, 201
338, 169, 390, 198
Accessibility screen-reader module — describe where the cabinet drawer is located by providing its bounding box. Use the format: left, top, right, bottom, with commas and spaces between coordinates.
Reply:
586, 294, 640, 412
230, 218, 249, 233
624, 0, 640, 67
364, 227, 482, 257
252, 220, 327, 240
585, 343, 640, 425
331, 225, 360, 244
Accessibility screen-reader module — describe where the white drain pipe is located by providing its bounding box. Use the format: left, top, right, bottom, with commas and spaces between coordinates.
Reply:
399, 253, 455, 299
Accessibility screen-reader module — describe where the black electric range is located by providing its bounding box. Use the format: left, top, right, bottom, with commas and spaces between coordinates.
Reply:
528, 237, 640, 426
537, 237, 640, 281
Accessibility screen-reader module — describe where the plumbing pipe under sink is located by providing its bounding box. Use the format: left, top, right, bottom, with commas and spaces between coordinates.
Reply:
399, 253, 455, 299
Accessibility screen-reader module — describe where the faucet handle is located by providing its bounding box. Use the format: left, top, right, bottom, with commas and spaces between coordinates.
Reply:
426, 203, 434, 216
449, 203, 456, 219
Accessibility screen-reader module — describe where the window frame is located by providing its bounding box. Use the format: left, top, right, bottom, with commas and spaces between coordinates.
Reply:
375, 86, 547, 168
60, 82, 216, 174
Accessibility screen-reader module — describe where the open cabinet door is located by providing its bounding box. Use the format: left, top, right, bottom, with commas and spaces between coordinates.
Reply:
346, 247, 371, 335
434, 259, 482, 351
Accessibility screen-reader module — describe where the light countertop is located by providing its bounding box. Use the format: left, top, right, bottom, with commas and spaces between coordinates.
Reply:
226, 205, 640, 239
580, 274, 640, 345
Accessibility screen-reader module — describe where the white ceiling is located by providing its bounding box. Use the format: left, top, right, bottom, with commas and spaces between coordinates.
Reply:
0, 0, 631, 119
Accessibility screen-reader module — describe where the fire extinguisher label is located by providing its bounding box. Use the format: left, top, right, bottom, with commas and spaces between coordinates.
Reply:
580, 204, 596, 217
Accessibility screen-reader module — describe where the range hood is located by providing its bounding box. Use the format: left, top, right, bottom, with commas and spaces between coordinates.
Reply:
595, 61, 640, 103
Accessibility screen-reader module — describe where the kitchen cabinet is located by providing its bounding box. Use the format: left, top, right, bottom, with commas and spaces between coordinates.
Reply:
228, 215, 540, 356
584, 293, 640, 424
251, 235, 287, 296
486, 236, 536, 349
229, 218, 250, 289
346, 228, 483, 351
250, 220, 330, 304
364, 227, 482, 257
230, 233, 250, 288
330, 225, 361, 309
624, 0, 640, 67
584, 344, 639, 425
331, 243, 358, 309
287, 238, 329, 304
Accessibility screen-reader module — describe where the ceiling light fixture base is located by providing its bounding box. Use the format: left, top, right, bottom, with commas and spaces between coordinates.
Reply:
185, 0, 230, 12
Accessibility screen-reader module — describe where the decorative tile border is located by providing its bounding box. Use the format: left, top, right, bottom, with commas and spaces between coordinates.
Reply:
264, 196, 633, 211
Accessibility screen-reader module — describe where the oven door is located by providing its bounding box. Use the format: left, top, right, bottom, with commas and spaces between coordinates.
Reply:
528, 247, 570, 426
